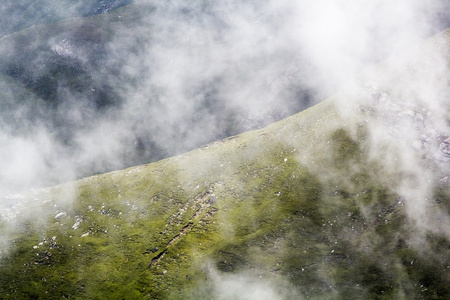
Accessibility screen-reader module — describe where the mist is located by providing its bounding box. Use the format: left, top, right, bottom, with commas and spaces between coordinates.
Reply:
0, 0, 447, 197
0, 0, 449, 298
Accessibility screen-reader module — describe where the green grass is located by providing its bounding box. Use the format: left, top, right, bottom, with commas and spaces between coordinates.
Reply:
1, 94, 449, 299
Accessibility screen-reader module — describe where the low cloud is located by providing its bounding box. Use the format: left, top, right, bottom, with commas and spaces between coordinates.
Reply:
207, 266, 299, 300
0, 2, 449, 295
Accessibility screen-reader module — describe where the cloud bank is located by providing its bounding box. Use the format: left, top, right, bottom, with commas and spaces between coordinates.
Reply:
0, 0, 447, 199
0, 1, 449, 298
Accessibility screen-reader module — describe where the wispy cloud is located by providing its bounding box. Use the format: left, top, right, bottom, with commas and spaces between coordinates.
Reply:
0, 1, 449, 297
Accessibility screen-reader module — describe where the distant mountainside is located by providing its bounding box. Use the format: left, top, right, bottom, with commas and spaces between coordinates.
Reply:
0, 28, 449, 299
1, 0, 449, 192
0, 0, 133, 37
0, 0, 315, 184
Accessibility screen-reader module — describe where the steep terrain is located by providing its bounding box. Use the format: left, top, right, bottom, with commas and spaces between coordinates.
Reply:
1, 0, 449, 194
0, 29, 449, 299
0, 0, 315, 181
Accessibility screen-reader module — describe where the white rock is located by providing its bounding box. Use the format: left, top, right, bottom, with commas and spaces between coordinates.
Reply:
55, 212, 67, 219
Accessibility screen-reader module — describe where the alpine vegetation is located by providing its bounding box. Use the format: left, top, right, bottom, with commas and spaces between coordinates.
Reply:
0, 1, 449, 299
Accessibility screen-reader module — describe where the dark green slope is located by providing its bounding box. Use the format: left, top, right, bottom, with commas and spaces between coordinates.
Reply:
0, 72, 50, 133
0, 0, 313, 177
1, 31, 450, 299
0, 2, 178, 180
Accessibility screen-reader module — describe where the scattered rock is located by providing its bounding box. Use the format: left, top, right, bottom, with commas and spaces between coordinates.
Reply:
439, 137, 450, 159
54, 212, 67, 219
209, 194, 216, 205
360, 85, 450, 181
72, 217, 82, 230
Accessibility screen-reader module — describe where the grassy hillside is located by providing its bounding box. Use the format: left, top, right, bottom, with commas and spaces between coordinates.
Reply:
1, 85, 449, 299
0, 21, 449, 300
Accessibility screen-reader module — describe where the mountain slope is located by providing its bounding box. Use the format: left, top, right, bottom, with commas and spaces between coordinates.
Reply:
0, 0, 316, 182
0, 30, 450, 299
0, 0, 133, 38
